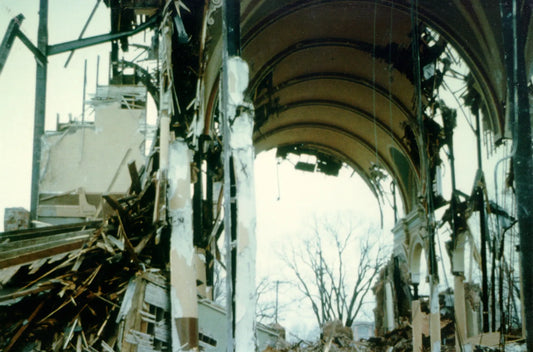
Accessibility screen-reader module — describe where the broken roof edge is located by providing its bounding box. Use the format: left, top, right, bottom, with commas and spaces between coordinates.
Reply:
88, 84, 147, 107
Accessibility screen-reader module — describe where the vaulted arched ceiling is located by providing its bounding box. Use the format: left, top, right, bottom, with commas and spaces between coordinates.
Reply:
201, 0, 521, 212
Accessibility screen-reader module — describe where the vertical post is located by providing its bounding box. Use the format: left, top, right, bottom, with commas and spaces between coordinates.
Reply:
168, 139, 198, 351
222, 0, 256, 350
95, 55, 100, 90
80, 59, 87, 160
429, 277, 441, 352
410, 0, 440, 349
30, 0, 48, 223
222, 0, 241, 351
475, 110, 490, 333
412, 299, 423, 352
205, 151, 215, 299
275, 280, 279, 323
231, 104, 256, 352
385, 282, 395, 331
500, 0, 533, 349
454, 275, 468, 350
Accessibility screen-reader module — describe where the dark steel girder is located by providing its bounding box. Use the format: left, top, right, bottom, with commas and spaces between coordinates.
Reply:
47, 14, 158, 56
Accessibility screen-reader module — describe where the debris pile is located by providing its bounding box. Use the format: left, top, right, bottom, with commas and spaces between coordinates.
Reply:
366, 322, 412, 352
0, 178, 169, 351
263, 320, 368, 352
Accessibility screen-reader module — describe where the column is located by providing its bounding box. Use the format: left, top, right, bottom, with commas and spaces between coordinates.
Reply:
168, 140, 198, 351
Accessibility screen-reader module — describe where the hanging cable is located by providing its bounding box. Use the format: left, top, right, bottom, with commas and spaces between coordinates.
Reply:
371, 0, 379, 164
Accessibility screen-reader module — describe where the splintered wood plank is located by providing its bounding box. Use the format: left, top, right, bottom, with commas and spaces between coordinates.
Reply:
5, 299, 46, 352
120, 277, 147, 352
0, 282, 56, 303
0, 265, 21, 285
128, 161, 142, 195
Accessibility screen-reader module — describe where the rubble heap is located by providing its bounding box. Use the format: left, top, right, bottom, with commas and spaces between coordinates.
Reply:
0, 178, 168, 351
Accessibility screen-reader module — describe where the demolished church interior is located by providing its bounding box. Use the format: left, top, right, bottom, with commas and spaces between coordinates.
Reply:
1, 0, 532, 351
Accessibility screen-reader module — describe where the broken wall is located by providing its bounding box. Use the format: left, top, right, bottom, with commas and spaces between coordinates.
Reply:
40, 85, 147, 195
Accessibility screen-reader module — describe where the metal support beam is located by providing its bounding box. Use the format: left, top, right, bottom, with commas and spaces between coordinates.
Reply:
474, 109, 490, 333
46, 15, 158, 56
410, 1, 440, 349
500, 1, 533, 349
64, 0, 101, 67
0, 15, 20, 75
0, 15, 46, 79
30, 0, 48, 223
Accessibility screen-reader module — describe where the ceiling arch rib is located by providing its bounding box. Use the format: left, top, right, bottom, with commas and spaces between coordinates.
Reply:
253, 101, 416, 209
272, 100, 405, 155
253, 75, 414, 148
253, 123, 409, 209
241, 0, 412, 49
241, 0, 506, 136
255, 73, 413, 121
247, 39, 417, 114
240, 0, 471, 210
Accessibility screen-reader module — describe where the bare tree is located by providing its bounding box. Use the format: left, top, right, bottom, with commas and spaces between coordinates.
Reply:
212, 263, 289, 325
282, 217, 386, 328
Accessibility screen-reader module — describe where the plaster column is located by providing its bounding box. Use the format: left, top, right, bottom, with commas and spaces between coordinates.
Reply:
412, 299, 423, 352
168, 140, 198, 351
429, 278, 441, 352
454, 274, 469, 351
230, 106, 257, 352
385, 282, 395, 331
451, 232, 468, 350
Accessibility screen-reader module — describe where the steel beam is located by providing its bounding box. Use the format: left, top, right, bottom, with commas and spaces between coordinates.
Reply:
500, 1, 533, 349
46, 15, 158, 56
30, 0, 48, 223
0, 14, 23, 76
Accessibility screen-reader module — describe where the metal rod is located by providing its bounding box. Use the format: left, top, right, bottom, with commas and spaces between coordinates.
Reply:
193, 151, 204, 247
275, 280, 279, 323
500, 0, 533, 348
30, 0, 48, 223
80, 59, 87, 161
64, 0, 101, 67
410, 1, 440, 349
221, 45, 235, 352
95, 55, 100, 90
222, 0, 242, 350
0, 15, 23, 76
47, 15, 158, 56
82, 59, 87, 124
475, 110, 490, 333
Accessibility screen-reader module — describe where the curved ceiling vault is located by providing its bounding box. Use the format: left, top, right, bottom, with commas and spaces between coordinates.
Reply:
213, 0, 510, 212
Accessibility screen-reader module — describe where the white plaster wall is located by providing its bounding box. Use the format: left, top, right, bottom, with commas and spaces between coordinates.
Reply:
40, 101, 145, 194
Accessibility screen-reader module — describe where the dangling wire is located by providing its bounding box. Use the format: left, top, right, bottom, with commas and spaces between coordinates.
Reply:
276, 158, 281, 201
387, 1, 395, 142
372, 0, 379, 164
387, 1, 398, 217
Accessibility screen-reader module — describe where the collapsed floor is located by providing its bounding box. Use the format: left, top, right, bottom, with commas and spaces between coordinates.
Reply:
0, 183, 173, 351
